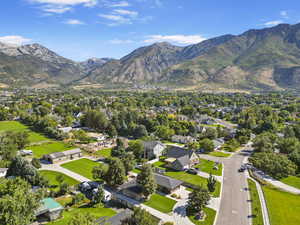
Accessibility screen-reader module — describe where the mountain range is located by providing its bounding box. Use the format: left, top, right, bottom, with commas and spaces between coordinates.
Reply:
1, 23, 300, 91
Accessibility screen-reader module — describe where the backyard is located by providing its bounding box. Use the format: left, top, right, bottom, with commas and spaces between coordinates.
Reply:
94, 148, 112, 158
28, 141, 75, 158
47, 206, 116, 225
0, 121, 50, 143
144, 193, 177, 213
195, 159, 223, 176
61, 158, 104, 180
263, 185, 300, 225
165, 171, 221, 197
39, 170, 80, 191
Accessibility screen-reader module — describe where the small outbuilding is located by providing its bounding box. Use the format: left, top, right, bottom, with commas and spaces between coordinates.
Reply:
43, 148, 82, 163
35, 198, 63, 221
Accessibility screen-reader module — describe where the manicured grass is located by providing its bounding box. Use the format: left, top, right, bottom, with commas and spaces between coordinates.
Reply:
165, 171, 221, 197
39, 170, 80, 190
152, 161, 166, 170
132, 168, 141, 174
61, 158, 103, 180
94, 148, 112, 158
262, 185, 300, 225
280, 176, 300, 190
28, 141, 75, 158
247, 179, 263, 225
188, 207, 216, 225
144, 194, 177, 213
195, 159, 223, 176
162, 141, 185, 147
47, 207, 116, 225
0, 121, 49, 143
55, 196, 73, 207
208, 151, 231, 158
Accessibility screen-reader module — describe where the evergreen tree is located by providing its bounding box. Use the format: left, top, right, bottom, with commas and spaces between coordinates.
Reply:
137, 164, 157, 199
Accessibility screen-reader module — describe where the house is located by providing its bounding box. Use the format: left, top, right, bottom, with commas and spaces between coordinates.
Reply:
171, 135, 196, 144
154, 173, 183, 194
143, 141, 166, 159
213, 138, 225, 150
19, 149, 33, 156
35, 198, 63, 221
97, 209, 133, 225
0, 168, 8, 177
43, 148, 82, 163
79, 181, 112, 203
165, 146, 199, 171
58, 127, 72, 133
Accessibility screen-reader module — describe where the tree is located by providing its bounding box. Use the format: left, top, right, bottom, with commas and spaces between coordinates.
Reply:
202, 128, 217, 140
187, 142, 200, 150
58, 182, 69, 195
31, 158, 41, 169
72, 193, 85, 206
105, 158, 126, 187
252, 133, 276, 153
137, 164, 157, 199
92, 164, 108, 181
187, 186, 211, 215
121, 207, 157, 225
56, 174, 65, 184
0, 177, 43, 225
277, 138, 300, 154
155, 126, 175, 140
68, 212, 96, 225
127, 140, 145, 161
249, 152, 297, 179
207, 173, 217, 193
92, 188, 104, 206
121, 153, 136, 175
107, 124, 117, 137
133, 125, 148, 139
199, 138, 214, 153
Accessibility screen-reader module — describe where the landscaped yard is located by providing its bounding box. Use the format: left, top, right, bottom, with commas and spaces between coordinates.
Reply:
144, 193, 177, 213
208, 151, 231, 158
195, 159, 223, 176
39, 170, 80, 190
61, 158, 104, 180
262, 185, 300, 225
247, 179, 263, 225
28, 141, 75, 158
188, 207, 216, 225
165, 171, 221, 197
152, 161, 166, 170
47, 206, 116, 225
0, 121, 50, 143
94, 148, 112, 158
280, 176, 300, 190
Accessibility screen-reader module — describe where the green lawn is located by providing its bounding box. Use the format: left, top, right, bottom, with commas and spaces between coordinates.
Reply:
55, 196, 73, 207
247, 179, 263, 225
188, 207, 216, 225
280, 176, 300, 190
144, 194, 177, 213
165, 171, 221, 197
94, 148, 112, 158
195, 159, 223, 176
28, 141, 75, 158
132, 168, 141, 174
262, 185, 300, 225
208, 151, 231, 158
39, 170, 80, 190
152, 161, 166, 170
0, 121, 49, 143
61, 158, 104, 180
47, 207, 116, 225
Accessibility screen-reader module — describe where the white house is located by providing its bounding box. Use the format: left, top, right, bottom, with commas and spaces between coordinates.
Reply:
143, 141, 166, 159
0, 168, 8, 178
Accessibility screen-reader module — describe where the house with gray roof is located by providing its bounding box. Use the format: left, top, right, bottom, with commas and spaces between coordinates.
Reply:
143, 141, 166, 159
154, 173, 183, 194
43, 148, 82, 163
97, 209, 133, 225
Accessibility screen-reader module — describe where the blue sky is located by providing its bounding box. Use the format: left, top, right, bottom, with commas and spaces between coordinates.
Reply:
0, 0, 299, 61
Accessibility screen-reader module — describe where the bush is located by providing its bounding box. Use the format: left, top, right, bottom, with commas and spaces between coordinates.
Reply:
31, 158, 41, 169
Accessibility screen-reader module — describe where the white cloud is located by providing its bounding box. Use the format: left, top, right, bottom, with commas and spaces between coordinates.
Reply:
0, 35, 31, 46
99, 14, 131, 25
280, 10, 288, 19
109, 39, 134, 44
263, 20, 283, 27
113, 9, 138, 17
29, 0, 97, 6
65, 19, 85, 25
144, 35, 206, 45
42, 5, 72, 13
108, 1, 129, 7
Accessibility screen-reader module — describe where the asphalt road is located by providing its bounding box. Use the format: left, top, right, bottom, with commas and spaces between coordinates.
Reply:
215, 150, 252, 225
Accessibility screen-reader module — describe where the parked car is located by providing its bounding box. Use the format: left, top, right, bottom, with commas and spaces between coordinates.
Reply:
187, 168, 198, 175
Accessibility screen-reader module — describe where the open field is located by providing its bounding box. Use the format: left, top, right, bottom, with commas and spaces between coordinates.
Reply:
262, 185, 300, 225
280, 176, 300, 189
40, 170, 80, 190
0, 121, 49, 143
61, 158, 104, 180
165, 171, 221, 197
144, 193, 177, 213
29, 141, 75, 158
247, 179, 263, 225
188, 207, 216, 225
195, 159, 223, 176
47, 206, 116, 225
